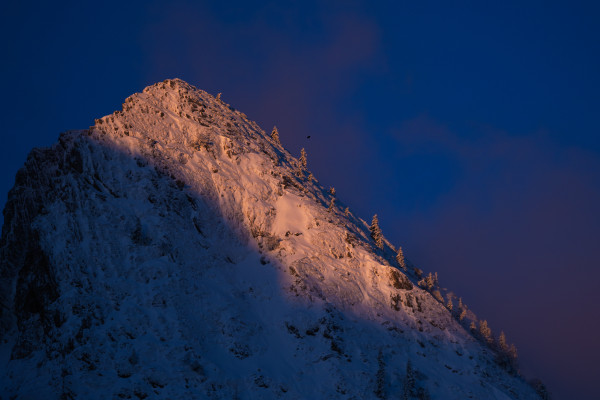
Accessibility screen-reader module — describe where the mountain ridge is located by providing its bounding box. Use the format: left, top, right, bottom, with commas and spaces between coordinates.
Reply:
0, 79, 545, 399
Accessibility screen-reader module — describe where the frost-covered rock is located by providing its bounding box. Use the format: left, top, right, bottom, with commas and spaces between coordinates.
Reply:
0, 79, 542, 399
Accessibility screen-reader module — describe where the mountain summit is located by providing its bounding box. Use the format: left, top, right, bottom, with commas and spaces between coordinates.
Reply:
0, 79, 543, 399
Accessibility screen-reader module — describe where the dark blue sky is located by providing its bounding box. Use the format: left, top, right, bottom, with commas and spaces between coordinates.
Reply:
2, 1, 599, 398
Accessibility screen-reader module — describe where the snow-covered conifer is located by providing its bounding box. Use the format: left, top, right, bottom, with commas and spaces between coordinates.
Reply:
271, 126, 280, 143
418, 272, 435, 291
508, 344, 518, 360
446, 298, 453, 312
344, 207, 350, 217
404, 360, 416, 399
432, 289, 444, 302
479, 320, 492, 342
530, 379, 549, 400
299, 148, 307, 169
329, 187, 336, 196
396, 246, 406, 270
498, 331, 508, 352
328, 197, 335, 212
370, 214, 384, 249
375, 350, 385, 399
469, 321, 477, 332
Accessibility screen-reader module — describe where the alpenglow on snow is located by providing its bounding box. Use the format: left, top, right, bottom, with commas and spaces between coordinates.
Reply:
0, 79, 545, 399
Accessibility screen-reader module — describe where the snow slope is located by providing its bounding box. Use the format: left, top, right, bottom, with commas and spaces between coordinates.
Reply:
0, 79, 542, 399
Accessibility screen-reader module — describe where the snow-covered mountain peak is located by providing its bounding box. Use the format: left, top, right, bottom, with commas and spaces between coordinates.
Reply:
0, 79, 545, 399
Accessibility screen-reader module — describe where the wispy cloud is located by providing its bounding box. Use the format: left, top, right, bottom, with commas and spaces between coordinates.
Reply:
390, 114, 600, 392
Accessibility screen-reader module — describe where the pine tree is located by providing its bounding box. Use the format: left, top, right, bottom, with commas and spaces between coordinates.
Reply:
479, 320, 492, 343
457, 297, 468, 321
530, 379, 550, 400
404, 360, 416, 399
418, 273, 435, 291
508, 343, 518, 360
370, 214, 384, 249
271, 126, 280, 143
329, 187, 336, 196
446, 298, 453, 312
344, 207, 350, 217
496, 333, 518, 371
469, 321, 477, 332
412, 267, 422, 278
308, 172, 314, 182
498, 331, 508, 352
375, 349, 385, 399
328, 197, 335, 212
396, 246, 406, 271
299, 148, 307, 169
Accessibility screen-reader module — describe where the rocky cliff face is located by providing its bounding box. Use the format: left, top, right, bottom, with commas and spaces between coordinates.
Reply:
0, 79, 542, 399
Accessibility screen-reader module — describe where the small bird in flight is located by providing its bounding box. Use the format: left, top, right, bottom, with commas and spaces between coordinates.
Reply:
306, 136, 311, 139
